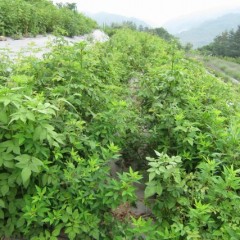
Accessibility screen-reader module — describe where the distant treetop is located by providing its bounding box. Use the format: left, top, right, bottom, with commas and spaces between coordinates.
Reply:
199, 25, 240, 58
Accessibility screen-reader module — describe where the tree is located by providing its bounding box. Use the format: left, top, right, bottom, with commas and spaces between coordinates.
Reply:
231, 25, 240, 57
199, 26, 240, 58
184, 42, 193, 52
66, 3, 77, 12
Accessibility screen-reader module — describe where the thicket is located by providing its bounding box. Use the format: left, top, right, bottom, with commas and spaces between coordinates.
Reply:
199, 25, 240, 58
0, 29, 240, 239
0, 0, 96, 38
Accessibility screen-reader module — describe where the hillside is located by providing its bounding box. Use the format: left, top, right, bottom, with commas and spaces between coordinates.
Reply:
164, 14, 213, 34
175, 13, 240, 48
87, 12, 150, 27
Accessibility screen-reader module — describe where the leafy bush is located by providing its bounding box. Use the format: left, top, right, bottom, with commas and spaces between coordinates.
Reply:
138, 44, 240, 170
0, 78, 142, 238
145, 152, 240, 239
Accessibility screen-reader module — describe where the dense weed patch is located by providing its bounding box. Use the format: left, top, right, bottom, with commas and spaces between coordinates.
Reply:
0, 29, 240, 239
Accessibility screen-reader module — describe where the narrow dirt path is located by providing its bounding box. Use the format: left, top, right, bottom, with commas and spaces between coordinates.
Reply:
0, 30, 109, 59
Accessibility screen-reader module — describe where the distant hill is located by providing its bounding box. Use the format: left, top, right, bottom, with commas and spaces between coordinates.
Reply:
164, 14, 212, 34
87, 12, 150, 28
163, 7, 240, 34
175, 13, 240, 48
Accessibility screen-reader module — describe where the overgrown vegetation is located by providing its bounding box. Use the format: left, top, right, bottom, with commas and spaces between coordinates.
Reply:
0, 0, 96, 38
199, 25, 240, 58
1, 28, 240, 239
103, 21, 176, 42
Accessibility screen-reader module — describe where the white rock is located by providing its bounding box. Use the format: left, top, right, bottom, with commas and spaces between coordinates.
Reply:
91, 30, 109, 43
0, 36, 7, 41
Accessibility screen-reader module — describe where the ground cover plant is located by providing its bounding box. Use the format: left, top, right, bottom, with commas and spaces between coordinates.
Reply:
0, 29, 240, 239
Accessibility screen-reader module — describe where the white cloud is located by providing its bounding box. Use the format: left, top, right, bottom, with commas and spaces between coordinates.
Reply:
53, 0, 240, 26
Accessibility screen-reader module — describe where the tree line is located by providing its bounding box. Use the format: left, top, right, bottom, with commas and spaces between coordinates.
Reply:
199, 25, 240, 58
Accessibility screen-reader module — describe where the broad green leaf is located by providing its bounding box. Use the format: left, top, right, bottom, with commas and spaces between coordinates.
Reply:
61, 214, 68, 223
32, 157, 43, 166
155, 182, 163, 196
0, 173, 9, 180
145, 184, 156, 199
33, 126, 42, 141
40, 129, 47, 142
187, 138, 194, 146
30, 163, 40, 173
26, 111, 36, 121
0, 199, 5, 208
15, 154, 31, 169
21, 167, 31, 183
30, 157, 43, 172
91, 229, 100, 240
1, 185, 9, 196
50, 237, 57, 240
66, 206, 72, 215
2, 152, 14, 161
12, 145, 20, 155
16, 218, 25, 228
0, 110, 8, 124
0, 209, 4, 219
3, 158, 14, 168
149, 172, 156, 181
52, 223, 64, 237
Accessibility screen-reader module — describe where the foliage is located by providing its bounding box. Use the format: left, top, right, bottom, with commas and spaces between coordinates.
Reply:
0, 33, 142, 238
146, 27, 176, 42
138, 42, 240, 170
0, 0, 97, 37
103, 22, 177, 43
0, 81, 141, 238
145, 152, 240, 239
1, 28, 240, 238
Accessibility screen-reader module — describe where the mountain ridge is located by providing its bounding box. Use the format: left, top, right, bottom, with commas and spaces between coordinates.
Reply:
86, 12, 151, 27
175, 13, 240, 48
163, 7, 240, 34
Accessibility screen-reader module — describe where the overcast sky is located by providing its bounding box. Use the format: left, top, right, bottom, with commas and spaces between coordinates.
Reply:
53, 0, 240, 26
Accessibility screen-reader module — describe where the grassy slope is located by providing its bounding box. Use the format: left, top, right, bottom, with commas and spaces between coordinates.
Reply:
192, 55, 240, 83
